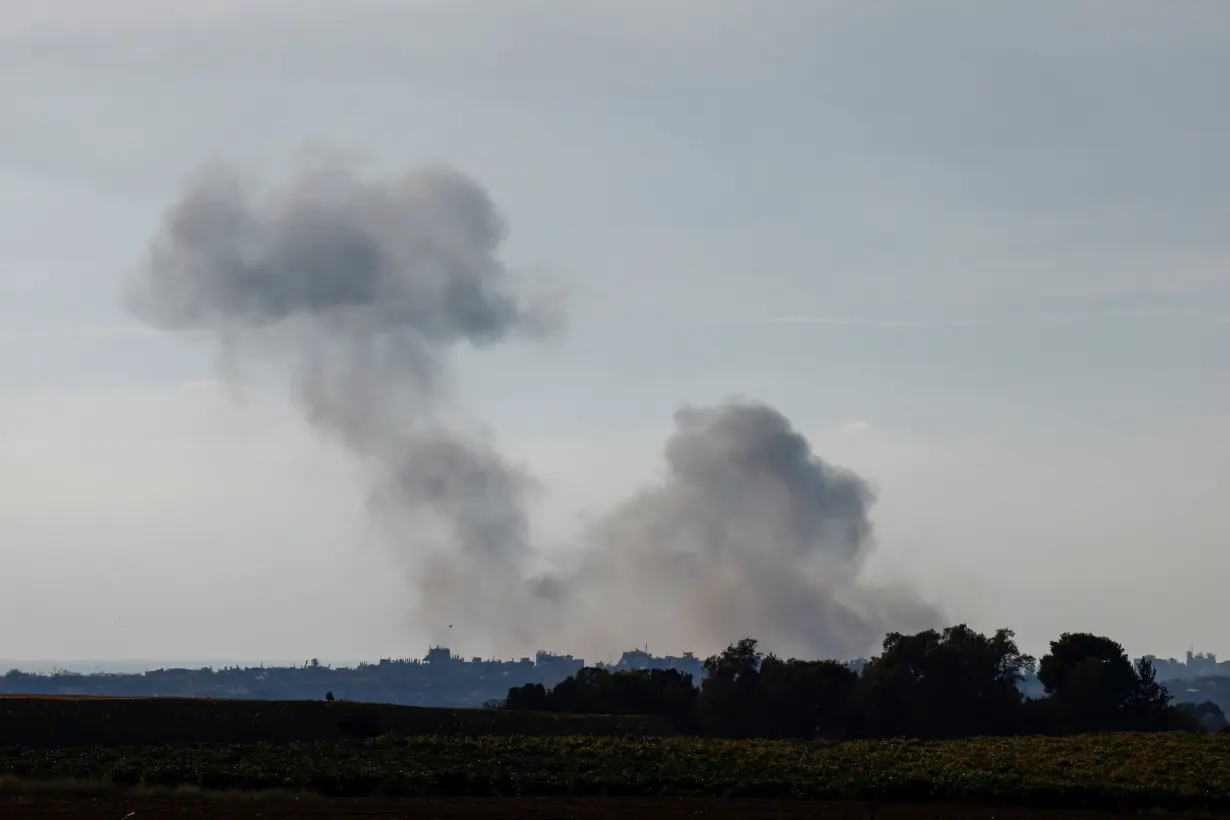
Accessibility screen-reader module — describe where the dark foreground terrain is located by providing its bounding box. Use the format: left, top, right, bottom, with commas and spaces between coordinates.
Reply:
3, 697, 1228, 817
2, 731, 1228, 812
0, 797, 1202, 820
0, 695, 672, 746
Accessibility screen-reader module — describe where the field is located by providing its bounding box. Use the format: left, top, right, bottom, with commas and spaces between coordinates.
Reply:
1, 732, 1229, 812
3, 697, 1229, 817
0, 695, 674, 746
0, 796, 1180, 820
0, 796, 1176, 820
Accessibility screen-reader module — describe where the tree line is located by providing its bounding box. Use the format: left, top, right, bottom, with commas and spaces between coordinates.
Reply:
503, 625, 1224, 738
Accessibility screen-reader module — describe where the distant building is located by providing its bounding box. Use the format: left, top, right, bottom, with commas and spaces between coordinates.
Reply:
534, 651, 585, 679
606, 649, 706, 681
1141, 649, 1230, 683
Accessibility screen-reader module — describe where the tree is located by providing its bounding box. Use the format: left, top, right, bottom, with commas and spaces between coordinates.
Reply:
854, 625, 1034, 738
1175, 700, 1227, 732
504, 682, 550, 711
758, 656, 858, 739
1126, 656, 1177, 729
1036, 632, 1176, 732
698, 638, 764, 737
503, 667, 699, 732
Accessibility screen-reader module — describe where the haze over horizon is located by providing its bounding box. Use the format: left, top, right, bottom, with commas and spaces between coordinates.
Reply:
3, 1, 1229, 666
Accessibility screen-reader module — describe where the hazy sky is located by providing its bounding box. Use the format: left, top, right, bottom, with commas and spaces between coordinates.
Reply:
2, 0, 1228, 667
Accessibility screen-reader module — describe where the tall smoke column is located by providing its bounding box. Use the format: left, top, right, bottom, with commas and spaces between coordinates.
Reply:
550, 400, 943, 661
126, 150, 562, 647
129, 148, 941, 661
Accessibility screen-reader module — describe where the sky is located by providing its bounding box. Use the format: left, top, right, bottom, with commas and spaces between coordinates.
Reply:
2, 0, 1228, 669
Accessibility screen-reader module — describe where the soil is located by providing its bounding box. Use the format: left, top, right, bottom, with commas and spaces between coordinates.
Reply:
0, 797, 1198, 820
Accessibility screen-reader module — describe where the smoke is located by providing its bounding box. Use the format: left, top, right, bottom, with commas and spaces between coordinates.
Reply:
129, 149, 940, 662
126, 149, 556, 641
543, 401, 940, 660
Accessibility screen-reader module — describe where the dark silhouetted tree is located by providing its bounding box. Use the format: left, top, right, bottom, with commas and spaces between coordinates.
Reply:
1036, 632, 1176, 732
1175, 700, 1227, 732
503, 682, 550, 711
854, 624, 1034, 738
758, 656, 858, 739
698, 638, 764, 737
504, 667, 698, 732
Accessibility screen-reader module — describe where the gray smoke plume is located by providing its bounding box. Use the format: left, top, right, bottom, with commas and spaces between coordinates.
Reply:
126, 150, 558, 643
129, 149, 940, 662
546, 400, 941, 661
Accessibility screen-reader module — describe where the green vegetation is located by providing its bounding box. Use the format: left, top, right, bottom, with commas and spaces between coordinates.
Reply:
508, 628, 1202, 739
1, 732, 1228, 810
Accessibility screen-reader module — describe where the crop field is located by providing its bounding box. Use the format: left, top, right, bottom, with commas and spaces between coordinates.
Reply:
1, 732, 1229, 813
0, 796, 1181, 820
0, 695, 674, 746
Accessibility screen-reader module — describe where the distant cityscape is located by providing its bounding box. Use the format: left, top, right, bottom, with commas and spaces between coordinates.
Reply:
3, 645, 1229, 713
0, 647, 703, 710
1142, 650, 1228, 680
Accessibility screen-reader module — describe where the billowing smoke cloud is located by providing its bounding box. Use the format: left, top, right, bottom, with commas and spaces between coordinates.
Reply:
129, 149, 940, 662
542, 401, 940, 661
126, 149, 556, 644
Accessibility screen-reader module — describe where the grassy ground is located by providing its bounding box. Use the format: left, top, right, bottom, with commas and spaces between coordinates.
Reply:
1, 732, 1228, 811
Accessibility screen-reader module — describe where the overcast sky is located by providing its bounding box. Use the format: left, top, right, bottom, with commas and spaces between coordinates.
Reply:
2, 0, 1228, 668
